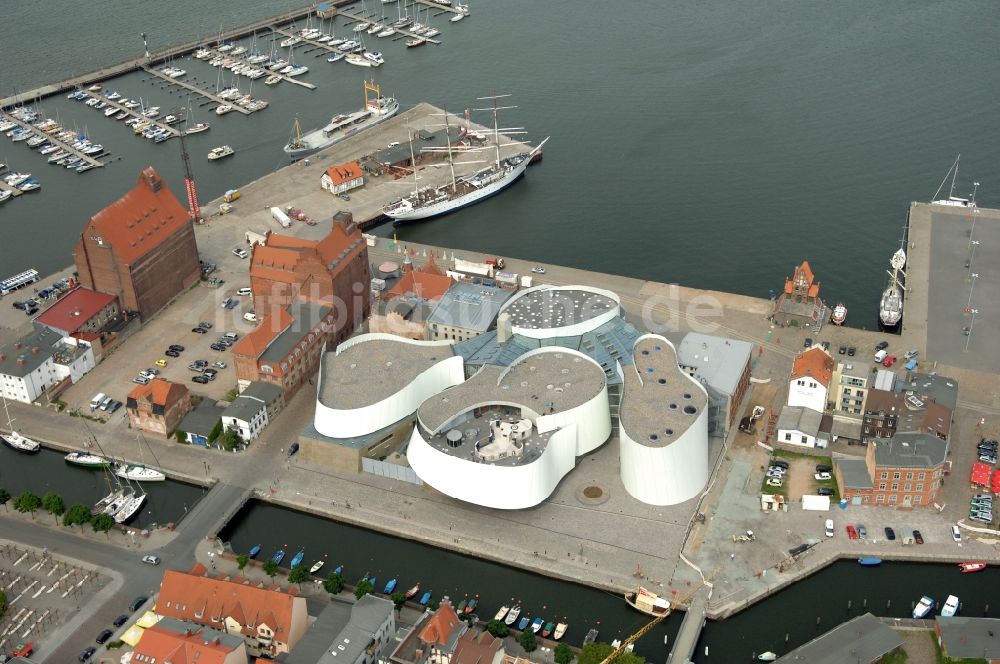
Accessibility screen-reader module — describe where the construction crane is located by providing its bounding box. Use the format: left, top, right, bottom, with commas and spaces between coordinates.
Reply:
178, 126, 201, 222
598, 571, 721, 664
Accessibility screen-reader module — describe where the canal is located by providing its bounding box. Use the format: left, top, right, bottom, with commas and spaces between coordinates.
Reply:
222, 500, 1000, 661
0, 444, 208, 530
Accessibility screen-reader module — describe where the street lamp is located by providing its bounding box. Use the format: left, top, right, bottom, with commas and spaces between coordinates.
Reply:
967, 273, 979, 309
965, 309, 979, 352
972, 181, 980, 206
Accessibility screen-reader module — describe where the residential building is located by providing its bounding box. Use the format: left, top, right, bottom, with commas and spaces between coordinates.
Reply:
894, 372, 959, 412
132, 617, 247, 664
231, 300, 334, 398
775, 613, 902, 663
390, 598, 466, 664
861, 388, 951, 443
177, 401, 225, 446
677, 332, 753, 435
776, 405, 825, 449
249, 218, 369, 338
835, 431, 947, 507
934, 617, 1000, 663
787, 347, 834, 413
451, 631, 504, 664
73, 167, 201, 321
308, 595, 396, 664
35, 287, 120, 337
321, 161, 365, 195
222, 381, 284, 441
0, 329, 95, 403
772, 260, 827, 327
830, 360, 872, 415
126, 378, 191, 437
155, 563, 308, 656
370, 256, 454, 340
426, 283, 515, 343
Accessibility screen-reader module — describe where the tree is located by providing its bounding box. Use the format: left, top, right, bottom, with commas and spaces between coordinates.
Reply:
485, 620, 509, 638
0, 488, 9, 511
289, 565, 310, 584
92, 512, 115, 537
391, 591, 407, 611
354, 577, 375, 599
236, 553, 250, 571
63, 503, 92, 528
519, 630, 537, 653
220, 428, 241, 452
578, 644, 644, 664
262, 559, 279, 579
42, 492, 65, 521
554, 644, 574, 664
324, 571, 345, 595
14, 491, 41, 517
0, 589, 6, 619
174, 430, 187, 444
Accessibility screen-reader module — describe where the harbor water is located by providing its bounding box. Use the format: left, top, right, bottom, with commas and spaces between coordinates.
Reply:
2, 0, 999, 324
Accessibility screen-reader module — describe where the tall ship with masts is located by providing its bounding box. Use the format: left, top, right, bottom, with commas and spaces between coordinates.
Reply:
879, 247, 906, 329
384, 95, 548, 225
283, 79, 398, 159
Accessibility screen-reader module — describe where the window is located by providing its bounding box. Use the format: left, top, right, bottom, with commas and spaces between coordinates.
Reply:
891, 483, 898, 491
809, 382, 817, 388
889, 495, 897, 503
904, 483, 911, 492
876, 495, 885, 503
914, 495, 921, 504
918, 472, 925, 480
784, 433, 791, 441
862, 495, 870, 503
797, 380, 805, 386
916, 483, 923, 492
878, 483, 886, 490
880, 472, 888, 480
801, 435, 808, 444
893, 472, 901, 480
906, 472, 913, 480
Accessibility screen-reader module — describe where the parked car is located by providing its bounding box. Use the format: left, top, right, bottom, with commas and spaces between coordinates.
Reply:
765, 478, 783, 488
168, 344, 185, 352
951, 525, 962, 542
203, 368, 218, 378
129, 596, 148, 612
113, 614, 129, 627
913, 530, 924, 544
884, 527, 896, 541
192, 327, 208, 334
107, 400, 122, 414
233, 247, 249, 259
244, 311, 257, 323
804, 338, 813, 348
531, 266, 546, 274
815, 472, 832, 481
817, 487, 835, 496
142, 555, 160, 565
96, 629, 113, 644
288, 442, 300, 456
857, 524, 867, 539
154, 359, 168, 367
223, 332, 239, 341
846, 525, 858, 539
164, 349, 180, 358
766, 469, 786, 479
904, 349, 919, 360
210, 342, 227, 351
192, 375, 209, 384
838, 345, 847, 355
236, 287, 252, 296
876, 340, 889, 351
213, 361, 227, 369
133, 375, 151, 385
79, 646, 96, 662
770, 459, 790, 470
145, 367, 160, 376
815, 464, 832, 473
821, 341, 830, 351
220, 297, 234, 309
847, 346, 856, 357
199, 321, 213, 329
883, 355, 897, 368
825, 519, 834, 537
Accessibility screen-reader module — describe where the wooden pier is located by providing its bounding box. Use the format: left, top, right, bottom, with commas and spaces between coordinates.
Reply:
333, 10, 442, 45
0, 111, 105, 169
76, 96, 182, 139
199, 48, 317, 91
141, 66, 255, 114
0, 173, 24, 198
411, 0, 466, 17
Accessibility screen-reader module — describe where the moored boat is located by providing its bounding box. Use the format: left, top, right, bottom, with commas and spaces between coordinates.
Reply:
2, 397, 41, 453
494, 605, 509, 621
553, 623, 568, 640
831, 302, 847, 325
583, 628, 598, 646
912, 595, 935, 619
289, 549, 305, 568
207, 145, 235, 160
310, 560, 325, 574
419, 590, 432, 605
65, 452, 111, 468
186, 122, 210, 134
517, 615, 530, 631
959, 561, 987, 573
384, 578, 397, 594
113, 490, 146, 523
858, 556, 882, 567
531, 617, 543, 634
249, 544, 261, 559
283, 80, 397, 159
457, 599, 467, 613
405, 583, 421, 600
465, 598, 478, 613
504, 605, 520, 626
272, 549, 286, 564
757, 653, 777, 662
115, 463, 166, 482
624, 586, 671, 617
941, 594, 960, 617
542, 622, 554, 638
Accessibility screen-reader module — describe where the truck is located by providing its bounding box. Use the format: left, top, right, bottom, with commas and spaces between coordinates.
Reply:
485, 257, 506, 270
270, 206, 291, 228
245, 227, 269, 246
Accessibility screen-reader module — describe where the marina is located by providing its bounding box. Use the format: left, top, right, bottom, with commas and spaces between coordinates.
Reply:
0, 110, 105, 170
194, 46, 318, 91
140, 64, 266, 113
66, 90, 182, 141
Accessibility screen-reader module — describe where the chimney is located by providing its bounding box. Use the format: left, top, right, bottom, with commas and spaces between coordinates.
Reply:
14, 343, 21, 350
0, 355, 4, 361
496, 313, 512, 344
31, 347, 39, 354
16, 358, 25, 366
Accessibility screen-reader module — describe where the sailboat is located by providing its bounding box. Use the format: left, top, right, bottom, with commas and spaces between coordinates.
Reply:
114, 433, 166, 481
1, 395, 41, 453
931, 155, 977, 208
65, 452, 112, 468
879, 247, 906, 328
384, 98, 549, 225
113, 477, 147, 524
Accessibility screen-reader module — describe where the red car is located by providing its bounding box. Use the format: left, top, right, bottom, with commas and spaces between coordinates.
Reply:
846, 525, 859, 540
883, 355, 897, 367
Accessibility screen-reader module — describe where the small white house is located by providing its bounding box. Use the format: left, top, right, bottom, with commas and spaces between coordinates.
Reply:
787, 347, 834, 413
321, 161, 365, 195
221, 381, 283, 441
776, 405, 824, 448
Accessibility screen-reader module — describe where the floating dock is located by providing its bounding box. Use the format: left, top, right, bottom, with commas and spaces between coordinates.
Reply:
332, 10, 442, 45
74, 95, 181, 139
141, 65, 264, 113
199, 46, 316, 91
0, 111, 105, 169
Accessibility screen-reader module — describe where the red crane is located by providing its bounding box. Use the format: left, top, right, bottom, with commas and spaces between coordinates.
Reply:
178, 129, 201, 221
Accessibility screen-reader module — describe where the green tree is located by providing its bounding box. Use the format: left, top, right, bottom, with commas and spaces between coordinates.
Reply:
207, 420, 223, 444
554, 644, 574, 664
0, 589, 6, 619
0, 488, 10, 512
91, 512, 115, 537
174, 430, 187, 444
42, 492, 65, 521
519, 630, 537, 653
391, 591, 407, 611
236, 553, 250, 571
63, 503, 92, 528
485, 620, 509, 638
220, 428, 241, 452
324, 571, 345, 595
263, 559, 279, 579
14, 491, 41, 516
289, 565, 310, 584
578, 644, 643, 664
354, 576, 375, 599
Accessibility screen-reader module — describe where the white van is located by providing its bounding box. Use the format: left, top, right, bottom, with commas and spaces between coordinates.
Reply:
236, 287, 252, 296
874, 349, 888, 363
825, 519, 834, 537
90, 392, 107, 411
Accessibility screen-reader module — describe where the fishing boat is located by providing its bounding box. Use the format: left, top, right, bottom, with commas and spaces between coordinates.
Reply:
208, 145, 235, 160
384, 578, 397, 593
879, 248, 905, 328
531, 617, 544, 634
1, 396, 41, 453
385, 97, 549, 225
405, 583, 421, 600
271, 549, 286, 564
186, 122, 210, 134
517, 615, 530, 631
912, 595, 935, 619
419, 591, 432, 606
941, 595, 960, 617
542, 622, 554, 638
757, 653, 777, 662
504, 606, 520, 626
115, 463, 166, 482
959, 562, 987, 573
289, 549, 306, 567
495, 606, 510, 621
310, 560, 325, 574
624, 586, 671, 617
583, 628, 598, 646
465, 598, 478, 613
858, 556, 882, 567
831, 302, 847, 326
553, 623, 568, 640
249, 545, 262, 559
283, 80, 398, 159
65, 452, 111, 468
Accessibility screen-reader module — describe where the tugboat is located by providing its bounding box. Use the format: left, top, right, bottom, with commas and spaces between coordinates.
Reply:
624, 587, 671, 617
831, 302, 847, 326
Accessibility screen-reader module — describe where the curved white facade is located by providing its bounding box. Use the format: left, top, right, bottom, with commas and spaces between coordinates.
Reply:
500, 285, 622, 340
619, 334, 710, 506
314, 334, 464, 439
407, 348, 611, 509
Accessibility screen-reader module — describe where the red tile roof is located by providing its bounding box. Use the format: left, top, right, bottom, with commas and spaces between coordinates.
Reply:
251, 221, 362, 284
452, 630, 503, 664
36, 287, 116, 334
418, 600, 462, 646
388, 262, 453, 302
127, 377, 188, 407
324, 161, 363, 186
85, 167, 191, 264
790, 348, 834, 386
134, 622, 243, 664
231, 307, 294, 361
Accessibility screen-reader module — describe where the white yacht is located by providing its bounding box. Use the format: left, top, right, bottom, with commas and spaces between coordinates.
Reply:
115, 463, 166, 482
207, 145, 235, 160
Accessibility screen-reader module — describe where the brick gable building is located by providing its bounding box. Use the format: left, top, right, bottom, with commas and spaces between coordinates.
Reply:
73, 167, 200, 321
126, 378, 192, 436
